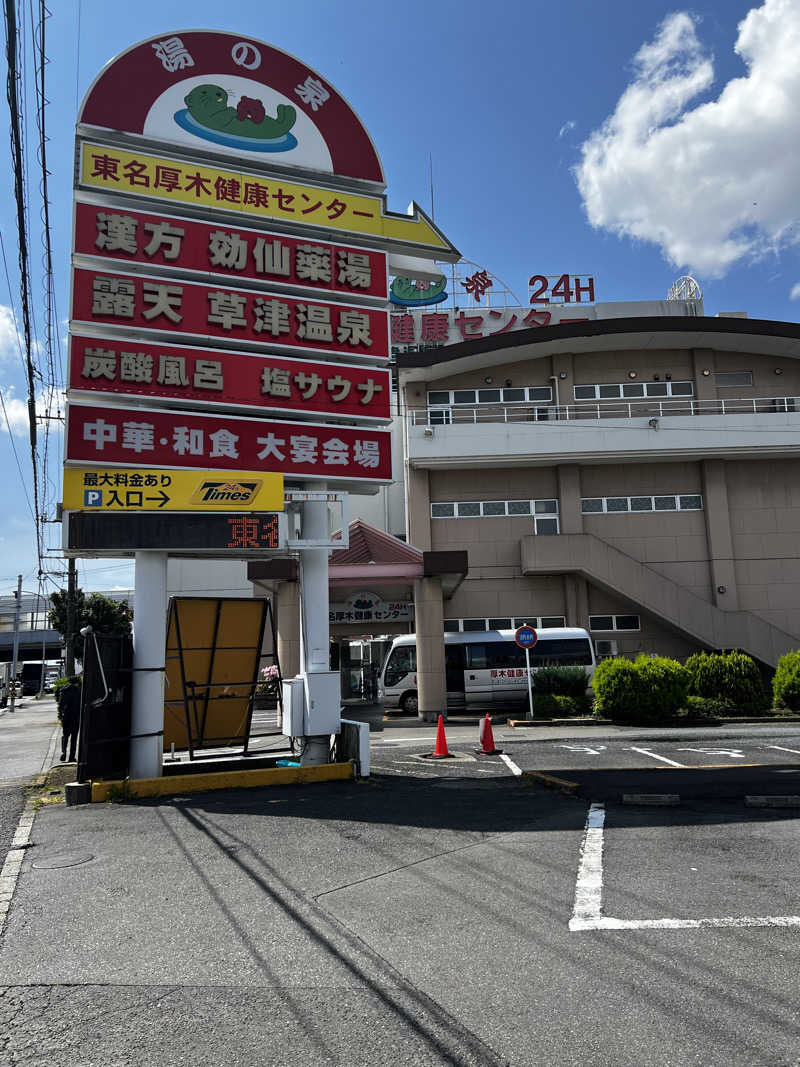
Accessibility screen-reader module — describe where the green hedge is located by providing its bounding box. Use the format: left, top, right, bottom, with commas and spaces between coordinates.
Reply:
592, 655, 689, 724
685, 695, 735, 719
773, 651, 800, 711
685, 651, 766, 713
532, 666, 588, 699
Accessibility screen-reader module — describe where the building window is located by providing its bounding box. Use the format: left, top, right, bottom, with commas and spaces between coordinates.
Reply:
581, 494, 703, 514
445, 616, 567, 632
457, 501, 481, 517
595, 639, 618, 660
427, 385, 553, 415
716, 371, 753, 388
482, 501, 506, 517
574, 380, 694, 400
589, 614, 641, 632
432, 498, 560, 533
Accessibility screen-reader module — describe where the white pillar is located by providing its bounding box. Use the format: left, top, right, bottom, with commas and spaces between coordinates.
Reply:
130, 551, 166, 780
299, 483, 333, 765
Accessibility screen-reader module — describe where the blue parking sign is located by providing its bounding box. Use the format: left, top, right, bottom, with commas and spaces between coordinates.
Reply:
515, 625, 537, 649
84, 489, 103, 507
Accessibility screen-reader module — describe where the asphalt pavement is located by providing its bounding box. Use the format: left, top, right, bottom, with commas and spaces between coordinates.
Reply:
1, 714, 799, 1065
0, 696, 60, 871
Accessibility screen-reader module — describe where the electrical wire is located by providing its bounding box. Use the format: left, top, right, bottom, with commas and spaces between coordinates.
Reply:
3, 0, 43, 572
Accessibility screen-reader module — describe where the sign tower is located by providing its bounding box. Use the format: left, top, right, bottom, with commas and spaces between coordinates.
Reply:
65, 31, 458, 774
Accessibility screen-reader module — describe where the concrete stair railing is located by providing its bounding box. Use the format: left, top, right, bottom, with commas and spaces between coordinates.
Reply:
521, 533, 799, 666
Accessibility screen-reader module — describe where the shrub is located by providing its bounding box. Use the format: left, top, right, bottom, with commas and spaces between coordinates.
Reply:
592, 655, 689, 723
773, 650, 800, 710
592, 657, 644, 722
533, 666, 589, 699
530, 693, 560, 719
550, 694, 586, 717
686, 651, 766, 713
685, 694, 735, 719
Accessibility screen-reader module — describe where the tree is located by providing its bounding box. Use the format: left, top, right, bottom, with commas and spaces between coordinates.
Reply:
49, 588, 133, 663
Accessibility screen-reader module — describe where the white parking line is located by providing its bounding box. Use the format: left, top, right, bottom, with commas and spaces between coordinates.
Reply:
569, 800, 800, 932
626, 746, 686, 767
500, 754, 522, 776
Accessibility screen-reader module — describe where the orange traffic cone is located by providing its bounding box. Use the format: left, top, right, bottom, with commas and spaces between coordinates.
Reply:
423, 714, 455, 759
476, 713, 502, 756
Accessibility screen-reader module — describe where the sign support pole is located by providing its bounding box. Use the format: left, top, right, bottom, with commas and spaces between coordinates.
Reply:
130, 551, 166, 779
299, 482, 334, 765
525, 646, 533, 721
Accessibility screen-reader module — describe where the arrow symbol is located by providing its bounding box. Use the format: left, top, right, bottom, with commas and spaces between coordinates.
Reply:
145, 490, 170, 508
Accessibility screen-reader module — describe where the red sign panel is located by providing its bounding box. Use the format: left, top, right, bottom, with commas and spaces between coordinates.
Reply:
78, 31, 384, 184
66, 403, 392, 482
74, 201, 388, 300
71, 268, 389, 360
69, 334, 391, 422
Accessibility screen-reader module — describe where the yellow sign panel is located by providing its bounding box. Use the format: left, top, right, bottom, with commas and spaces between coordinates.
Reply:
79, 141, 457, 256
63, 467, 284, 512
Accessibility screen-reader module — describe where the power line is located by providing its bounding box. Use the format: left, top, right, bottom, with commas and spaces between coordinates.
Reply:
3, 0, 42, 571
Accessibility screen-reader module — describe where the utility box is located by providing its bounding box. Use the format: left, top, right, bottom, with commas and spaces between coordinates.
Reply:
303, 671, 340, 734
281, 678, 305, 736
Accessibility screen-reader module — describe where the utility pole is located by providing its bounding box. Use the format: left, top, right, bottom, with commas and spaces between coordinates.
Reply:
9, 574, 22, 712
65, 558, 76, 676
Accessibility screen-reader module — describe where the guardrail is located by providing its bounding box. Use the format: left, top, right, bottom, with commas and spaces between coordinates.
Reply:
410, 396, 800, 426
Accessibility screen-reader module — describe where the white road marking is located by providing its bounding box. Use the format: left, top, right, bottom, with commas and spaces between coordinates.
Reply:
570, 799, 800, 933
500, 754, 522, 776
570, 803, 606, 930
573, 915, 800, 931
626, 746, 686, 767
765, 745, 800, 756
558, 744, 606, 755
678, 748, 745, 758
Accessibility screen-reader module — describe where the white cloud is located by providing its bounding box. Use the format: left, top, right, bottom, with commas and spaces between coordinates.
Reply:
0, 386, 64, 437
790, 282, 800, 300
558, 119, 576, 139
575, 0, 800, 277
0, 305, 23, 363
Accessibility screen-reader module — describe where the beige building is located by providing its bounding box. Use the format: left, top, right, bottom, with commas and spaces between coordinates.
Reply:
399, 312, 800, 670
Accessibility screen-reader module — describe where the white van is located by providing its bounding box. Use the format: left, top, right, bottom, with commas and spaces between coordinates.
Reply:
378, 627, 596, 715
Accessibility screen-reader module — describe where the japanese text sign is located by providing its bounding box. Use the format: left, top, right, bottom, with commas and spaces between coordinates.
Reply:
66, 403, 392, 482
74, 201, 388, 300
72, 268, 389, 360
79, 142, 455, 257
69, 335, 391, 421
65, 511, 288, 556
78, 31, 384, 184
62, 466, 284, 513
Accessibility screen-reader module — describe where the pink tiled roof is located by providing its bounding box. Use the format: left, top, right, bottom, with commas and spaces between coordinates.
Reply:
330, 519, 422, 566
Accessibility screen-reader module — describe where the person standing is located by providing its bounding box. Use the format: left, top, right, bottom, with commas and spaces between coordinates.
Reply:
58, 676, 82, 763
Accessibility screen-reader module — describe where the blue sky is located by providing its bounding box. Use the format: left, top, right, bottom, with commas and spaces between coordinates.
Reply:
0, 0, 797, 593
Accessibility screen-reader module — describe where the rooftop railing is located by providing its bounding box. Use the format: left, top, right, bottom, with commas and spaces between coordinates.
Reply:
411, 395, 800, 426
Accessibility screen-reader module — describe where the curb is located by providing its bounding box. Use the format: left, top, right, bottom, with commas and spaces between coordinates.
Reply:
90, 760, 355, 802
521, 770, 579, 794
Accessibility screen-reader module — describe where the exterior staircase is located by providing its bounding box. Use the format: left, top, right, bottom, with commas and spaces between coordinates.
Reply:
521, 533, 798, 666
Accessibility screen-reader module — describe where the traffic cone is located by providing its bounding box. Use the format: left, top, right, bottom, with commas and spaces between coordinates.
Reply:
476, 713, 502, 756
423, 714, 455, 759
